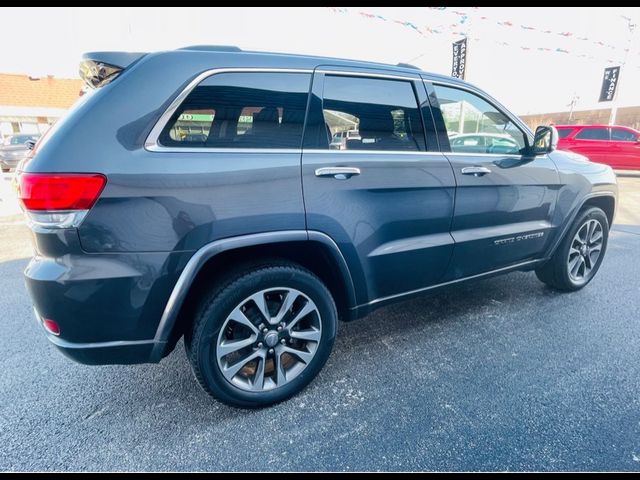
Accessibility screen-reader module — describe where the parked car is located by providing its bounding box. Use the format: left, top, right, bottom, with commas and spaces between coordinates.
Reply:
19, 46, 617, 408
555, 124, 640, 170
0, 133, 40, 172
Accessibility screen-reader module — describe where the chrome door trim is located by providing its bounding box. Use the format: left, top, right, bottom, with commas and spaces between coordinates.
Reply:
315, 166, 361, 178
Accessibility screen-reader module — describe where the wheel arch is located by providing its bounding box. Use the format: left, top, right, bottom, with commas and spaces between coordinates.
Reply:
149, 230, 356, 362
545, 191, 616, 260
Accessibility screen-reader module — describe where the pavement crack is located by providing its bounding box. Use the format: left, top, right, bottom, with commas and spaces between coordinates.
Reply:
84, 406, 107, 421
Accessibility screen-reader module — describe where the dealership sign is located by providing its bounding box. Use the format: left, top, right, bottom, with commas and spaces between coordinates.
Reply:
599, 66, 620, 102
451, 38, 468, 79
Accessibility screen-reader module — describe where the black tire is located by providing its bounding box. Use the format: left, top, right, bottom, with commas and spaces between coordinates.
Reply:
1, 167, 9, 173
186, 261, 337, 408
535, 206, 609, 291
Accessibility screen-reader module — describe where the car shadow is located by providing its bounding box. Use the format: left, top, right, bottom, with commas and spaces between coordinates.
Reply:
91, 269, 553, 418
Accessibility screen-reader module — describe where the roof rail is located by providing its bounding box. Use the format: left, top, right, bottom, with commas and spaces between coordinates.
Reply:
179, 45, 243, 52
396, 62, 421, 70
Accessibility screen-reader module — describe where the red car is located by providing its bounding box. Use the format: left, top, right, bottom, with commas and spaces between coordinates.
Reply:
555, 124, 640, 170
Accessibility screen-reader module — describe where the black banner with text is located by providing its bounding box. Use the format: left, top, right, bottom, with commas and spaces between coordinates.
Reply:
599, 66, 620, 102
451, 38, 468, 79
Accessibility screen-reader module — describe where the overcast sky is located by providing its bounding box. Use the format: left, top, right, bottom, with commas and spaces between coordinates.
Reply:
1, 7, 638, 115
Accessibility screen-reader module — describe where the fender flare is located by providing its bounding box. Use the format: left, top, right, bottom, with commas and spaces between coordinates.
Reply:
544, 191, 616, 261
149, 230, 356, 362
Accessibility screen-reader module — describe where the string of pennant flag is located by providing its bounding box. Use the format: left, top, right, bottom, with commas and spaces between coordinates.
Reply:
328, 7, 637, 66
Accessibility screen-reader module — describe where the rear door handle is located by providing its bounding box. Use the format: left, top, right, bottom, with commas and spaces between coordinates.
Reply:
315, 167, 361, 180
461, 166, 491, 176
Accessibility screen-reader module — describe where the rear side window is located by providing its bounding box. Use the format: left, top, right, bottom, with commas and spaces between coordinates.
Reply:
611, 127, 638, 142
321, 75, 425, 151
159, 72, 311, 149
575, 127, 609, 140
556, 128, 574, 139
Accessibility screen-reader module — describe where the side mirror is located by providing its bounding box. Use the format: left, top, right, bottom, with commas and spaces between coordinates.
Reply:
25, 140, 36, 150
532, 125, 558, 155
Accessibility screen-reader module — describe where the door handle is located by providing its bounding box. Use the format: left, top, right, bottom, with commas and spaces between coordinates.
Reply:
461, 166, 491, 176
315, 167, 361, 180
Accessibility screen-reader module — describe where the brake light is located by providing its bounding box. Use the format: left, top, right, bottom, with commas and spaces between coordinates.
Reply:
19, 173, 106, 211
18, 173, 106, 229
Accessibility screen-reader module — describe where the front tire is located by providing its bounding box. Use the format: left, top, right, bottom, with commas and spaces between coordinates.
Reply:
187, 261, 337, 408
535, 206, 609, 291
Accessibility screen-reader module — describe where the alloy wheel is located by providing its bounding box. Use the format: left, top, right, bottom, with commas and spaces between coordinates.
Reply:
567, 218, 603, 283
215, 287, 322, 392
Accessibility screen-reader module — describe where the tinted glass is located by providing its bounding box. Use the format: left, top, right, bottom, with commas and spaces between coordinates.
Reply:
556, 128, 574, 139
321, 75, 425, 151
160, 72, 311, 149
434, 85, 526, 155
575, 127, 610, 140
611, 127, 637, 142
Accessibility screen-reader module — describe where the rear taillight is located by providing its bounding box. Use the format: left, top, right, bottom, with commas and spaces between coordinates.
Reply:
18, 173, 106, 229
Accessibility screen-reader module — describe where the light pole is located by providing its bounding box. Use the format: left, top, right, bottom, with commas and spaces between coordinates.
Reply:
568, 93, 580, 124
608, 15, 637, 126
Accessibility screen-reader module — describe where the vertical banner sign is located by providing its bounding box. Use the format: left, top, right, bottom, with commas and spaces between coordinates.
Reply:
599, 66, 620, 102
451, 38, 468, 79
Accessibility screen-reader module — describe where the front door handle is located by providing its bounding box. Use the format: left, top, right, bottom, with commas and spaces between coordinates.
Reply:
461, 166, 491, 176
315, 167, 361, 180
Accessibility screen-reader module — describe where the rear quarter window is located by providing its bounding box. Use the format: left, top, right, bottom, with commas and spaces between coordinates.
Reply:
158, 72, 311, 149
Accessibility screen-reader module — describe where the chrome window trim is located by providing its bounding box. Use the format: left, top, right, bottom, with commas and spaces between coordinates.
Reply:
302, 149, 444, 156
444, 152, 524, 159
144, 67, 314, 152
145, 146, 302, 154
145, 67, 434, 154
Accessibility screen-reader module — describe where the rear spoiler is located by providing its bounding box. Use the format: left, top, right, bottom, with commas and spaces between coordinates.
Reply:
79, 51, 147, 89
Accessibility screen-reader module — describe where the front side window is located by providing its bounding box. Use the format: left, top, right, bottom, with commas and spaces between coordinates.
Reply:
434, 85, 526, 155
321, 75, 425, 151
159, 72, 311, 149
575, 127, 610, 141
611, 127, 637, 142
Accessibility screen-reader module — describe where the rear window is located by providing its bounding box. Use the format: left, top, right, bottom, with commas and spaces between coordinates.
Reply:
159, 72, 311, 149
556, 128, 574, 139
575, 127, 609, 141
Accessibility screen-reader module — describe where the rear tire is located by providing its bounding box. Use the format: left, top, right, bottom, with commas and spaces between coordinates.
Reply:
186, 261, 337, 408
535, 206, 609, 291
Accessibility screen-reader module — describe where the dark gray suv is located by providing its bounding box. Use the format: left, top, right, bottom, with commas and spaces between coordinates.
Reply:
19, 46, 617, 407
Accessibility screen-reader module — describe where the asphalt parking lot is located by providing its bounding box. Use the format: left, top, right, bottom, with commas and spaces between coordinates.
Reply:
1, 173, 640, 471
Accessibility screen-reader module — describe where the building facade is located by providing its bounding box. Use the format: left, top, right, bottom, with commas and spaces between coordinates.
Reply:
0, 73, 83, 139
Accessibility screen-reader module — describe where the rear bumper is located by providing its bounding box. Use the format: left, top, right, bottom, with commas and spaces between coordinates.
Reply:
24, 246, 186, 365
33, 307, 164, 364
